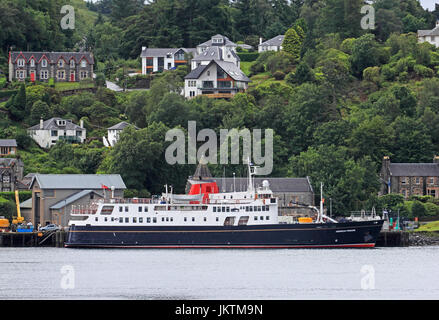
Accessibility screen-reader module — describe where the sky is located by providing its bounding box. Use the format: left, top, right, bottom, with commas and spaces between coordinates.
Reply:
420, 0, 438, 11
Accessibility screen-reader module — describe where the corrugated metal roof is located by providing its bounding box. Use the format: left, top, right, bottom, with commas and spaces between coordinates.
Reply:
20, 198, 33, 209
50, 190, 101, 209
213, 177, 313, 193
30, 174, 127, 190
389, 163, 439, 177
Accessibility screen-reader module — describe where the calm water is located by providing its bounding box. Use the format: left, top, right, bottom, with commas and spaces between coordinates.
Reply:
0, 246, 438, 300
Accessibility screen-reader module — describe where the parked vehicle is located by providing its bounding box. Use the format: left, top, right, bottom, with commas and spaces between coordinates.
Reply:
40, 224, 59, 232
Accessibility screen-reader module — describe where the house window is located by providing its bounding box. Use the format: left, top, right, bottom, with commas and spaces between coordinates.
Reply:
44, 190, 55, 197
16, 70, 25, 79
17, 59, 25, 67
70, 60, 75, 68
57, 70, 65, 80
76, 130, 82, 137
51, 130, 58, 137
402, 189, 407, 197
415, 177, 420, 185
401, 177, 407, 184
80, 71, 88, 79
429, 177, 434, 185
2, 175, 10, 183
58, 60, 64, 68
40, 70, 49, 80
81, 60, 87, 68
30, 59, 35, 67
41, 59, 47, 67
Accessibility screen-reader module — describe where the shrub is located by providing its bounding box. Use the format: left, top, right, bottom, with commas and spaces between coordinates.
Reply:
266, 51, 295, 74
237, 52, 259, 62
273, 71, 285, 80
0, 197, 16, 220
424, 202, 439, 217
250, 62, 265, 75
411, 200, 426, 218
414, 64, 434, 78
381, 65, 396, 81
0, 77, 6, 89
0, 191, 32, 203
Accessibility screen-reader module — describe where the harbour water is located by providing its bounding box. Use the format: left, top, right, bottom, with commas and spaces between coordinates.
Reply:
1, 246, 438, 300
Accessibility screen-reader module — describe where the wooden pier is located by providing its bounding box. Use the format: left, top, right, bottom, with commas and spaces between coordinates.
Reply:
0, 230, 67, 247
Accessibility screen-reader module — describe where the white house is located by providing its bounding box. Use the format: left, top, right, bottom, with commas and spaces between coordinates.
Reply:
140, 47, 196, 74
103, 122, 138, 147
418, 21, 439, 48
28, 118, 86, 149
258, 35, 284, 53
191, 35, 240, 70
184, 60, 250, 99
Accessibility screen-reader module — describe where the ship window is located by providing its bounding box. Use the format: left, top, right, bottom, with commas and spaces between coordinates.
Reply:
170, 217, 173, 222
125, 206, 128, 212
133, 217, 137, 223
258, 206, 261, 211
218, 207, 221, 212
153, 217, 157, 223
139, 217, 143, 223
125, 218, 129, 223
166, 217, 169, 222
260, 216, 264, 220
254, 206, 257, 211
144, 206, 148, 212
213, 207, 216, 212
265, 205, 269, 211
162, 217, 165, 222
266, 216, 269, 220
184, 217, 187, 222
119, 206, 123, 212
249, 206, 253, 212
226, 207, 230, 212
192, 217, 195, 222
254, 216, 258, 220
245, 206, 249, 212
119, 217, 123, 223
147, 217, 151, 223
216, 217, 219, 222
204, 217, 207, 222
222, 207, 225, 212
138, 206, 142, 212
95, 217, 98, 222
104, 217, 108, 222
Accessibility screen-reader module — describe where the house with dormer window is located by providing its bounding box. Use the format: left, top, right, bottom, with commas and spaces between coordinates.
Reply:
27, 118, 87, 149
418, 21, 439, 47
8, 51, 94, 82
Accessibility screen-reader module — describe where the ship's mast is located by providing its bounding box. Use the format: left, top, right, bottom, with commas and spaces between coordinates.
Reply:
319, 182, 324, 223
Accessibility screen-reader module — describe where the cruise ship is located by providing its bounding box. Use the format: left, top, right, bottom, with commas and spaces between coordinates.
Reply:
65, 162, 384, 248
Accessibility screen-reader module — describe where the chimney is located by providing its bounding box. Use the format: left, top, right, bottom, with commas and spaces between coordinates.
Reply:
434, 155, 439, 164
259, 37, 263, 45
142, 46, 146, 51
40, 118, 43, 130
80, 119, 84, 128
436, 20, 439, 27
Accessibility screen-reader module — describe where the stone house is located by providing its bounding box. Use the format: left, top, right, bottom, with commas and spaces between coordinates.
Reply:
380, 156, 439, 199
8, 51, 94, 82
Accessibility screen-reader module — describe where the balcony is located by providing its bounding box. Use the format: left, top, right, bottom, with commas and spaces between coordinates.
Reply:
201, 92, 234, 99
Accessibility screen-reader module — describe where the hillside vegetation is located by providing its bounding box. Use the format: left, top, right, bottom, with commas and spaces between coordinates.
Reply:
0, 0, 438, 217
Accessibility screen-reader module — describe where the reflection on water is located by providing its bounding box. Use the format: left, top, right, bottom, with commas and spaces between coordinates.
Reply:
0, 247, 438, 300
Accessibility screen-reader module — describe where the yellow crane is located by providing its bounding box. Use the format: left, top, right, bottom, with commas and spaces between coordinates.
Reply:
12, 189, 24, 225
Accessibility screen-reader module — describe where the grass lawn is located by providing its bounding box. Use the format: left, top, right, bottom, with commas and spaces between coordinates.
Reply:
240, 61, 255, 76
54, 81, 95, 91
415, 220, 439, 232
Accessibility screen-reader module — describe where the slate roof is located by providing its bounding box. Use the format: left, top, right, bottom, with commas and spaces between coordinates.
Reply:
0, 139, 17, 147
259, 35, 285, 47
10, 51, 94, 64
197, 35, 237, 48
192, 47, 223, 61
418, 24, 439, 37
107, 122, 139, 130
27, 118, 82, 131
29, 174, 126, 190
20, 198, 33, 209
389, 163, 439, 177
140, 47, 197, 58
213, 177, 314, 193
50, 190, 102, 209
184, 64, 208, 79
185, 60, 249, 82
